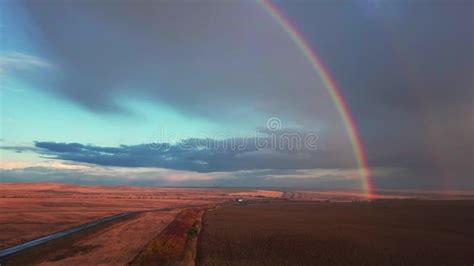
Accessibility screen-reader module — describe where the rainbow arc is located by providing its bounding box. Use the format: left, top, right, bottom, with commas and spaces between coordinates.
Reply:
258, 0, 373, 199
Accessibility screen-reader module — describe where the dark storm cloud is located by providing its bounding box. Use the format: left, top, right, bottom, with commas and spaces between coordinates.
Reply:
19, 0, 337, 124
278, 0, 474, 181
10, 0, 473, 187
30, 134, 349, 173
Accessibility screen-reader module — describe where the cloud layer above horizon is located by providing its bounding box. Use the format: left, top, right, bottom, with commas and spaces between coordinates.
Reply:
1, 0, 473, 190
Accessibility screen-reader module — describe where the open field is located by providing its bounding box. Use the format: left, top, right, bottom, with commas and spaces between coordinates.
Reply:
197, 200, 474, 265
2, 210, 178, 265
0, 183, 280, 250
2, 183, 473, 265
0, 183, 285, 264
132, 208, 204, 266
282, 189, 474, 201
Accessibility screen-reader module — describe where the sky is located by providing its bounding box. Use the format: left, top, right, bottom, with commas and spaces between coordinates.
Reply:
0, 0, 472, 192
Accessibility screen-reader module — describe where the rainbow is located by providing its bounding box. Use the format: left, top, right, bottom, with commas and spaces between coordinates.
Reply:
257, 0, 373, 199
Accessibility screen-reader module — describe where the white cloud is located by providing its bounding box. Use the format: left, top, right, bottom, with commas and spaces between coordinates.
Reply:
0, 51, 52, 74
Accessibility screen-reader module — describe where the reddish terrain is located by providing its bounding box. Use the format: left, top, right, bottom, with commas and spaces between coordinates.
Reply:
197, 200, 474, 265
38, 211, 178, 265
132, 208, 205, 266
2, 183, 472, 265
0, 183, 220, 249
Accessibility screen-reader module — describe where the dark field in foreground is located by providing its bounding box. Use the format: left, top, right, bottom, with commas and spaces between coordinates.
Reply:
197, 200, 474, 266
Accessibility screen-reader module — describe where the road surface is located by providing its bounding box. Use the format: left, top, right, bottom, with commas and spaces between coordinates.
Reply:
0, 204, 213, 259
0, 212, 135, 258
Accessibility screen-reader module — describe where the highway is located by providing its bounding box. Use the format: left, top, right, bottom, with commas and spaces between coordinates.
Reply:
0, 204, 212, 259
0, 212, 135, 258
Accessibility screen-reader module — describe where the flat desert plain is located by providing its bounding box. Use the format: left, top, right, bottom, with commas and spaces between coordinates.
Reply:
0, 183, 281, 248
1, 183, 473, 265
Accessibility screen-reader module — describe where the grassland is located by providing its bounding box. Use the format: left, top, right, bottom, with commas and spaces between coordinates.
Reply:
197, 200, 474, 265
0, 183, 278, 249
2, 183, 472, 265
132, 208, 204, 266
0, 183, 281, 264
